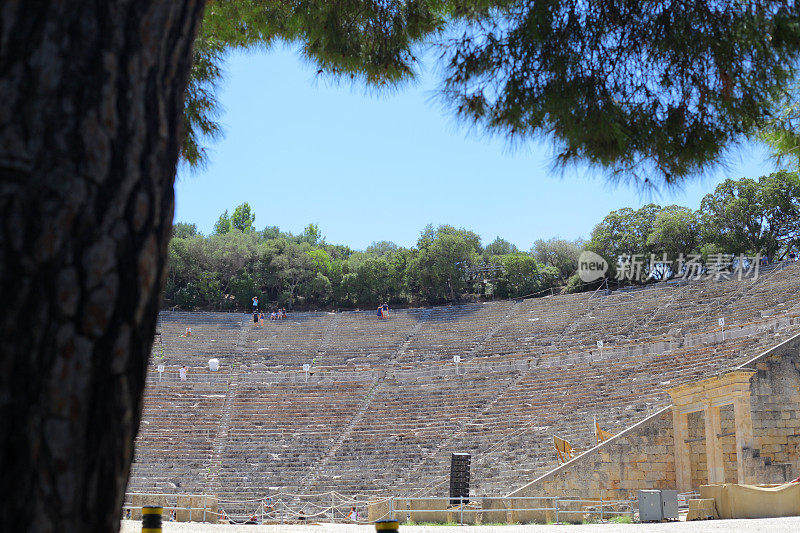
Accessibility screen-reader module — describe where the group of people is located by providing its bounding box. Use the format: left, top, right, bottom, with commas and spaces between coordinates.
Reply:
252, 296, 288, 326
252, 308, 287, 326
377, 303, 390, 319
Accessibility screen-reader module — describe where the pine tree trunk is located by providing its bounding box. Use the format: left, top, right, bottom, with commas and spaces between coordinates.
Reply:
0, 1, 205, 530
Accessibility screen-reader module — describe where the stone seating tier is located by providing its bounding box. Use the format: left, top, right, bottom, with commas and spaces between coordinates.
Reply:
128, 262, 800, 515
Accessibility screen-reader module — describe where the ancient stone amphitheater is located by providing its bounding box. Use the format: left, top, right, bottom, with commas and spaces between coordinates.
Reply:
127, 262, 800, 518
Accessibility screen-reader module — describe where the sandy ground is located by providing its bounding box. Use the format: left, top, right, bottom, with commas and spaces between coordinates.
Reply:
120, 517, 800, 533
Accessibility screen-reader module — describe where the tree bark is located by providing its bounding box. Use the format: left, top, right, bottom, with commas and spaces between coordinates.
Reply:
0, 1, 205, 530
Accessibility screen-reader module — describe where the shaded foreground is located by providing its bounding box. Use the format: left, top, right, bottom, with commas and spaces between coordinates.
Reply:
120, 517, 800, 533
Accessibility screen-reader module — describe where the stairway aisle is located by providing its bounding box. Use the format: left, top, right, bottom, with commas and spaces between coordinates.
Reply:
299, 308, 434, 489
204, 315, 249, 495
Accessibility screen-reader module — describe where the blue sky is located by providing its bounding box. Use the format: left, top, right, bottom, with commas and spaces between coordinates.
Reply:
176, 45, 778, 251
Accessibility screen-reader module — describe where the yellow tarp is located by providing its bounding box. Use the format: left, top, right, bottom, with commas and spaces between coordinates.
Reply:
686, 499, 717, 521
700, 483, 800, 519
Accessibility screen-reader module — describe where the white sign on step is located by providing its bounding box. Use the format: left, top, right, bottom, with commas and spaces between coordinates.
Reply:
453, 355, 461, 363
596, 340, 604, 349
718, 317, 725, 326
303, 364, 310, 372
157, 364, 165, 373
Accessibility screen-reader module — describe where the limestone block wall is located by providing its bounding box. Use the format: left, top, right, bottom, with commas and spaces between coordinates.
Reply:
129, 494, 218, 523
750, 352, 800, 468
130, 494, 167, 520
719, 405, 738, 484
686, 411, 707, 488
509, 408, 676, 501
176, 495, 218, 523
685, 406, 742, 485
508, 334, 800, 500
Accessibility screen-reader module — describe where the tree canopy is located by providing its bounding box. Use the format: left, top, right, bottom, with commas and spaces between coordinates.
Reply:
700, 171, 800, 259
442, 1, 800, 187
167, 174, 800, 311
531, 238, 583, 281
182, 0, 448, 166
584, 171, 800, 281
185, 1, 800, 186
166, 207, 567, 309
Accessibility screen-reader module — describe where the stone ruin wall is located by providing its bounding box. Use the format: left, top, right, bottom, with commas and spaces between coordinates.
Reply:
507, 334, 800, 502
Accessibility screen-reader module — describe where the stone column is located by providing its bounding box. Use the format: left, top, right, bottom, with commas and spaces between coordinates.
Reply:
733, 395, 756, 484
704, 403, 725, 484
672, 408, 692, 491
668, 371, 757, 489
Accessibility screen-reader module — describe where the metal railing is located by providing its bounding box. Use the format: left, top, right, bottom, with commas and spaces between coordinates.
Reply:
123, 492, 636, 525
377, 496, 635, 525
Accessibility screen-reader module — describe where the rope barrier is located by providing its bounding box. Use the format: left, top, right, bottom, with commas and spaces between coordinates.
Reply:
174, 489, 385, 524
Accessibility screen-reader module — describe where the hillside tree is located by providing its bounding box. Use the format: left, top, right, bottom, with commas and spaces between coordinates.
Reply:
701, 172, 800, 260
531, 238, 583, 281
214, 209, 233, 235
231, 202, 256, 232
